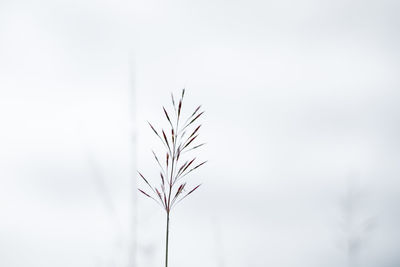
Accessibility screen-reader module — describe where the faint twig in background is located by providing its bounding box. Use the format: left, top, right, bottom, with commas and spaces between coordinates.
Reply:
212, 217, 225, 267
87, 150, 123, 237
138, 89, 206, 267
340, 175, 376, 267
86, 148, 125, 266
136, 209, 159, 267
129, 52, 138, 267
141, 241, 156, 267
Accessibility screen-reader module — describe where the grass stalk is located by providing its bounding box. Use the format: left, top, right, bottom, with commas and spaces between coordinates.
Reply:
138, 89, 206, 267
165, 213, 170, 267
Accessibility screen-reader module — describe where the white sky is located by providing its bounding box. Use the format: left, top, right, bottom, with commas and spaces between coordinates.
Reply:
1, 0, 400, 267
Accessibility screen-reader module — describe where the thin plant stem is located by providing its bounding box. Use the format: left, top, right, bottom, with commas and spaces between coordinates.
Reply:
165, 213, 170, 267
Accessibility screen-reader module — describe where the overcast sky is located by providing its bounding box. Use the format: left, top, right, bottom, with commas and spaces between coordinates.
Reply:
1, 0, 400, 267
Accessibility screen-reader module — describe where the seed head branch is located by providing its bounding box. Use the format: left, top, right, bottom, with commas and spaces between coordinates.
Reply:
138, 89, 206, 215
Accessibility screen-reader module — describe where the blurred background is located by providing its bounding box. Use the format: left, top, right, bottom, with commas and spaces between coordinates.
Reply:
1, 0, 399, 267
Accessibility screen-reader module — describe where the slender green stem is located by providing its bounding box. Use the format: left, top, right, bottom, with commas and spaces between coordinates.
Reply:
165, 213, 170, 267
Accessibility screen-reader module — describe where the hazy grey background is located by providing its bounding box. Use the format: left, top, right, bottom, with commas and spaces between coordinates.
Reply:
1, 0, 399, 267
